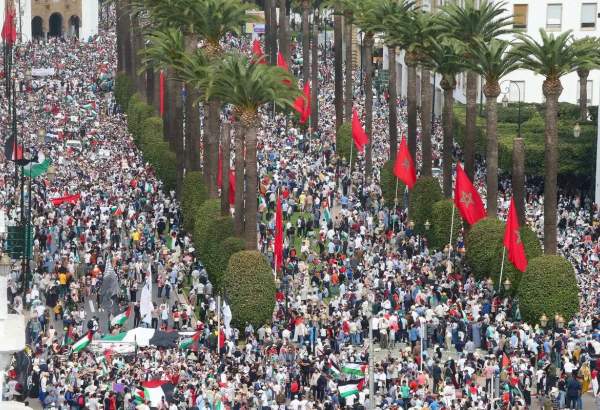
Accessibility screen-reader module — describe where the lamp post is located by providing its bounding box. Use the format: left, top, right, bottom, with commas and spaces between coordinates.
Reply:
503, 278, 511, 292
282, 274, 290, 319
573, 122, 581, 138
500, 80, 522, 138
539, 313, 548, 329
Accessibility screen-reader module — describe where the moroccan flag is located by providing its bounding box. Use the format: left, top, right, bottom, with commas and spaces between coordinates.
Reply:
252, 39, 266, 64
503, 197, 528, 272
141, 380, 175, 407
51, 193, 81, 206
342, 363, 367, 378
217, 146, 223, 189
72, 331, 93, 353
453, 162, 486, 225
351, 109, 368, 153
159, 71, 165, 117
178, 331, 200, 350
501, 352, 510, 369
219, 328, 226, 349
228, 169, 235, 206
1, 3, 16, 46
293, 83, 311, 124
111, 306, 131, 327
338, 379, 365, 398
393, 135, 417, 189
277, 52, 291, 86
274, 195, 283, 272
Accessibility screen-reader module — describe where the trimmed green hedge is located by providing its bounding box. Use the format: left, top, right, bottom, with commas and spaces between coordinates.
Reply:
193, 199, 221, 247
465, 217, 542, 290
205, 236, 245, 291
336, 123, 353, 165
454, 104, 597, 180
428, 199, 462, 251
380, 161, 406, 208
115, 73, 134, 110
408, 177, 443, 235
518, 255, 579, 325
223, 251, 276, 329
182, 171, 208, 231
127, 95, 155, 142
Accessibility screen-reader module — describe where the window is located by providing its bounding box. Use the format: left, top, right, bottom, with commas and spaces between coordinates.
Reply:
577, 80, 593, 105
546, 4, 562, 30
582, 3, 597, 29
513, 4, 528, 29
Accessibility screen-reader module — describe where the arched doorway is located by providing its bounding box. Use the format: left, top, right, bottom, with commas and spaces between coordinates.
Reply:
31, 16, 43, 39
69, 15, 80, 38
48, 13, 63, 37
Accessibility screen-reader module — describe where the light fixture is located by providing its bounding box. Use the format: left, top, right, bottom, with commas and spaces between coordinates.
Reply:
502, 94, 509, 108
0, 253, 11, 276
503, 278, 511, 291
539, 313, 548, 328
557, 315, 565, 329
424, 220, 431, 231
573, 123, 581, 138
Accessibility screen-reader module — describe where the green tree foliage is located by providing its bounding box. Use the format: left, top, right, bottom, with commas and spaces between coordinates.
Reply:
198, 217, 235, 289
429, 199, 462, 251
518, 255, 579, 325
408, 177, 443, 235
193, 199, 221, 247
223, 251, 277, 329
335, 123, 352, 164
206, 236, 245, 291
380, 161, 406, 208
115, 73, 134, 110
465, 217, 542, 289
182, 172, 209, 231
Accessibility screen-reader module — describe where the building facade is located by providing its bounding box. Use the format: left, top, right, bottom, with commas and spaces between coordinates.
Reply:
0, 0, 98, 42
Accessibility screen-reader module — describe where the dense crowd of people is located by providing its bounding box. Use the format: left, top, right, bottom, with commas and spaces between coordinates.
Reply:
1, 11, 600, 410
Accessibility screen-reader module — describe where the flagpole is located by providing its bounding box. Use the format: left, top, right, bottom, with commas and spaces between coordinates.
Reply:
448, 204, 456, 260
498, 246, 506, 293
348, 142, 354, 194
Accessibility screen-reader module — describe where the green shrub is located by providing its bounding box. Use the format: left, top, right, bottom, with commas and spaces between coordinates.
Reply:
127, 96, 155, 141
336, 123, 353, 165
380, 161, 406, 208
204, 235, 245, 291
154, 149, 177, 193
193, 199, 221, 247
465, 217, 542, 290
115, 73, 134, 110
518, 255, 579, 325
589, 106, 598, 123
408, 177, 443, 235
428, 199, 462, 251
223, 251, 276, 329
182, 171, 208, 231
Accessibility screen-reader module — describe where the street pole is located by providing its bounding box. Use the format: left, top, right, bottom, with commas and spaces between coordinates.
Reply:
431, 72, 436, 123
368, 314, 374, 410
595, 80, 600, 205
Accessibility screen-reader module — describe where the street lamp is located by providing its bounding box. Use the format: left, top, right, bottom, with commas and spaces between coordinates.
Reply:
424, 220, 431, 231
556, 315, 565, 329
573, 123, 581, 138
503, 278, 511, 292
500, 80, 522, 138
539, 313, 548, 328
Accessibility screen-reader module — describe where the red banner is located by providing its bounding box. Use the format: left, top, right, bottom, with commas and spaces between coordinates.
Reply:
51, 193, 81, 206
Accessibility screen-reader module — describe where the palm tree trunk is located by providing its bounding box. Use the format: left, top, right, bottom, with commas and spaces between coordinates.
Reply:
243, 124, 259, 250
406, 57, 417, 162
173, 82, 184, 198
270, 0, 278, 65
512, 137, 526, 226
301, 1, 310, 85
234, 124, 245, 237
120, 0, 133, 77
146, 66, 154, 106
278, 0, 289, 64
543, 80, 562, 255
420, 68, 432, 177
153, 69, 161, 114
186, 87, 202, 172
578, 69, 589, 121
334, 12, 344, 129
206, 99, 221, 198
221, 122, 231, 216
364, 33, 374, 177
115, 0, 125, 73
265, 0, 273, 64
484, 84, 501, 217
164, 70, 176, 148
388, 46, 398, 163
464, 70, 477, 180
311, 10, 319, 130
343, 11, 353, 123
131, 14, 145, 97
442, 80, 455, 198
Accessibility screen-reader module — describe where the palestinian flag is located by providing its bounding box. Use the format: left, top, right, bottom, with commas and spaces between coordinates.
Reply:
178, 331, 200, 350
133, 388, 145, 403
342, 363, 367, 378
72, 331, 93, 353
64, 325, 75, 345
23, 152, 51, 178
329, 359, 341, 379
141, 380, 175, 406
100, 332, 128, 342
338, 379, 365, 398
111, 306, 131, 327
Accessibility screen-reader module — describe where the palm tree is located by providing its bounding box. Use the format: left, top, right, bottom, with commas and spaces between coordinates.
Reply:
438, 0, 512, 180
292, 0, 311, 85
278, 0, 289, 64
324, 0, 344, 130
202, 54, 299, 249
311, 7, 320, 130
117, 0, 133, 77
422, 39, 468, 197
343, 6, 353, 123
470, 39, 519, 217
512, 29, 595, 254
572, 37, 600, 121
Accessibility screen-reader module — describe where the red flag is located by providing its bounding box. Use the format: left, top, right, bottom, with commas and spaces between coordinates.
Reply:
453, 162, 486, 225
252, 39, 266, 64
159, 71, 165, 117
351, 109, 368, 153
274, 195, 283, 272
503, 198, 528, 272
228, 169, 235, 206
218, 328, 226, 349
2, 3, 16, 46
50, 193, 81, 206
501, 352, 510, 369
277, 52, 291, 86
217, 146, 223, 189
393, 135, 417, 189
293, 83, 311, 124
